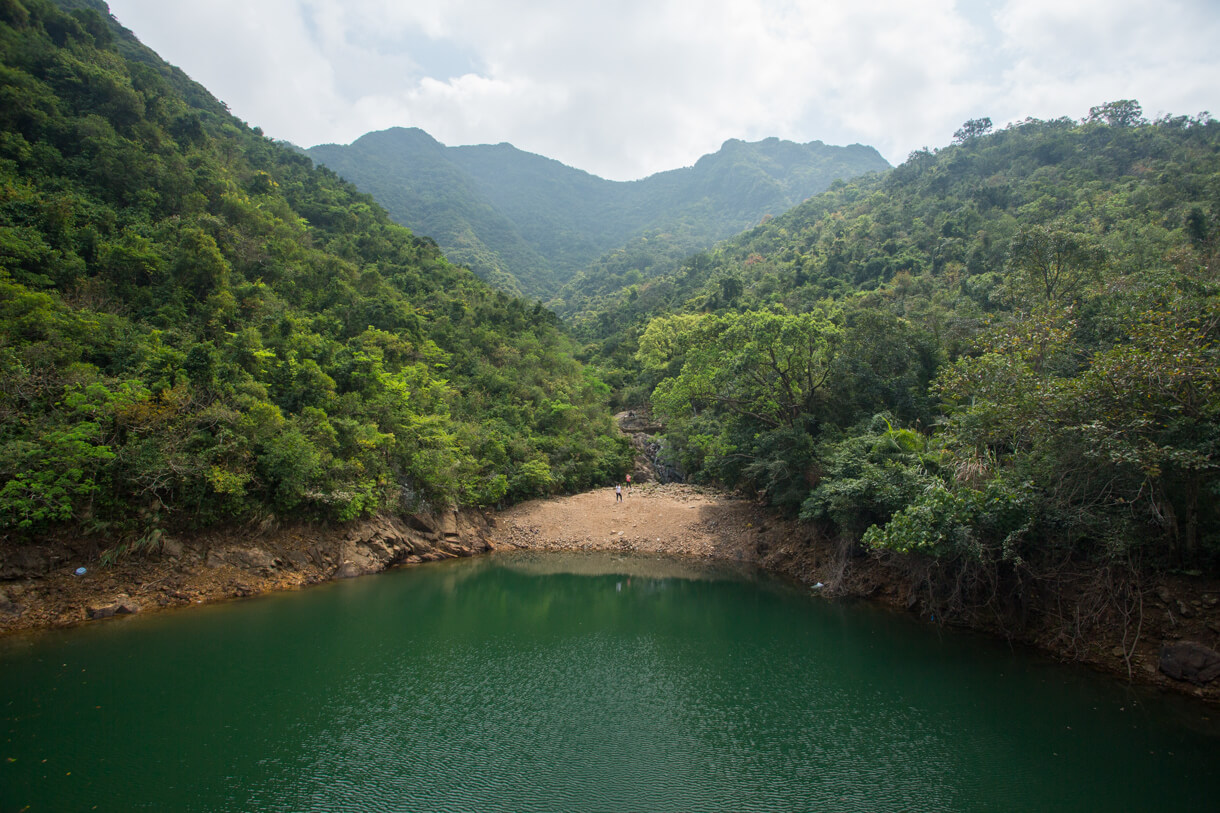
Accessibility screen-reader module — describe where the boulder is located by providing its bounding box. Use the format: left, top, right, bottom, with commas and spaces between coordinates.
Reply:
0, 547, 52, 580
284, 550, 311, 568
227, 547, 277, 571
90, 594, 140, 619
615, 410, 663, 435
1159, 641, 1220, 685
332, 562, 365, 580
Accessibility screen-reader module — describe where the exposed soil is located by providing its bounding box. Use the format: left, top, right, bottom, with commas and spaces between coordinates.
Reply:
0, 509, 494, 635
491, 482, 767, 559
3, 481, 1219, 703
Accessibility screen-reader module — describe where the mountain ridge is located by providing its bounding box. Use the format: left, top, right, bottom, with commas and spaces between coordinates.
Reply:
306, 128, 889, 298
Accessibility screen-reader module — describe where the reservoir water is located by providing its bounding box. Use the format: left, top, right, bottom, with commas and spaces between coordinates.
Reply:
2, 551, 1219, 811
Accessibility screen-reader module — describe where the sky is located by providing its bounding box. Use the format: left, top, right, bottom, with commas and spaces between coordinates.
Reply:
105, 0, 1220, 181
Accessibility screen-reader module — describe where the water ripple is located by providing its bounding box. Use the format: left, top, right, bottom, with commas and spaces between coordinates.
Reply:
2, 553, 1218, 812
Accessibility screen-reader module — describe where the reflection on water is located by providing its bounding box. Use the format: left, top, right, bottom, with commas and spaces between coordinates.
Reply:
2, 551, 1218, 812
495, 549, 756, 580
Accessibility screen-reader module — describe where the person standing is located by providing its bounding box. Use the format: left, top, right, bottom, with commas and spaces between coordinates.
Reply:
626, 473, 632, 493
615, 484, 623, 503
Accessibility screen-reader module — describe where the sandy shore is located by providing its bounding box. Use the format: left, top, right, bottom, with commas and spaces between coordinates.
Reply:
489, 483, 782, 560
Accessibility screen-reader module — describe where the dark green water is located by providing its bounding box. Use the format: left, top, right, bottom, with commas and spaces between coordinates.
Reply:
2, 552, 1219, 812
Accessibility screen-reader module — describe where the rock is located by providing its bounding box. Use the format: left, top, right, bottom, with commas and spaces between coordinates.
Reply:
205, 550, 225, 569
1155, 585, 1173, 605
227, 547, 277, 571
1176, 600, 1195, 619
615, 410, 663, 435
0, 547, 52, 580
114, 601, 139, 615
1159, 641, 1220, 685
332, 562, 364, 579
160, 537, 184, 560
284, 550, 310, 568
0, 587, 18, 615
403, 513, 438, 535
88, 604, 117, 620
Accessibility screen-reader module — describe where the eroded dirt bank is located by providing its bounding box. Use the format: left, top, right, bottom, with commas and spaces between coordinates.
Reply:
0, 509, 494, 634
2, 483, 1219, 703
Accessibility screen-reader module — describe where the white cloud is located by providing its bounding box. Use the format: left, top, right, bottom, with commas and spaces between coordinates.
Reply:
992, 0, 1220, 126
105, 0, 1220, 180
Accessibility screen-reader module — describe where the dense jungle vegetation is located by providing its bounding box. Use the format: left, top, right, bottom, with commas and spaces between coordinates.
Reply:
0, 0, 629, 552
585, 105, 1220, 613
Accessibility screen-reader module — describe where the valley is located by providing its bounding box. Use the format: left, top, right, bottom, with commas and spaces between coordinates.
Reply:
1, 0, 1219, 710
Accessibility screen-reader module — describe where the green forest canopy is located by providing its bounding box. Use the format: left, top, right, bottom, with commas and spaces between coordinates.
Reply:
588, 102, 1220, 600
306, 128, 889, 300
0, 0, 630, 551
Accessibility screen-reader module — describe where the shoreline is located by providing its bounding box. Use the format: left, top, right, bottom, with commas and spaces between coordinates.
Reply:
2, 483, 1218, 704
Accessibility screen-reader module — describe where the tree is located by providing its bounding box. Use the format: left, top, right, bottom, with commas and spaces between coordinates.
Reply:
1007, 225, 1105, 306
953, 117, 993, 144
642, 308, 840, 430
1086, 100, 1145, 127
1068, 299, 1220, 561
718, 275, 743, 304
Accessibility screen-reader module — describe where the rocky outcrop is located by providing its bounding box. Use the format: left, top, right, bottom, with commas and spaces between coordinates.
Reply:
0, 507, 497, 633
0, 546, 58, 580
1159, 641, 1220, 685
615, 409, 677, 483
330, 511, 493, 579
88, 598, 139, 619
617, 411, 663, 435
169, 509, 495, 584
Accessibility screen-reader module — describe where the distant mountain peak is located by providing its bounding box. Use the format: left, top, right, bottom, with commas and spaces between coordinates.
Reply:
306, 128, 889, 298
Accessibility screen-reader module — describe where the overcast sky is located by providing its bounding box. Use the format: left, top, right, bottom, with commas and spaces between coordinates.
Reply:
106, 0, 1219, 181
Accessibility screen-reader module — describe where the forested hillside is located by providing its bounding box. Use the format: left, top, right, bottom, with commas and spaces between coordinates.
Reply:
596, 107, 1220, 618
307, 128, 888, 299
0, 0, 629, 553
